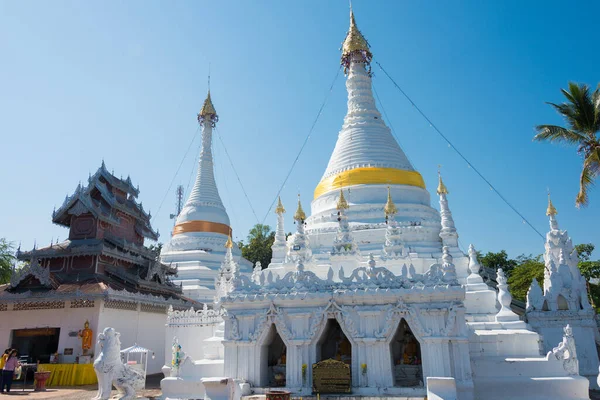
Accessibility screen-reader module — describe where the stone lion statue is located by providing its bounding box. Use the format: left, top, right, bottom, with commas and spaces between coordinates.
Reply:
92, 327, 145, 400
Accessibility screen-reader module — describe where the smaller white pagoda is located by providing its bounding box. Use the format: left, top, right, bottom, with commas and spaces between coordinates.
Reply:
160, 91, 252, 302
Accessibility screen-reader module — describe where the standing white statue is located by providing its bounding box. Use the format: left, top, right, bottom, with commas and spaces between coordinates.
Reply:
92, 327, 145, 400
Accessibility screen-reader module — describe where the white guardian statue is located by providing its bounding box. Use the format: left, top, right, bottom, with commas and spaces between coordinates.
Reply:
93, 327, 145, 400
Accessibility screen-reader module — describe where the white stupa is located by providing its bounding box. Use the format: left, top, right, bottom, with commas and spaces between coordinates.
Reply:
161, 91, 252, 302
306, 11, 442, 256
162, 10, 597, 400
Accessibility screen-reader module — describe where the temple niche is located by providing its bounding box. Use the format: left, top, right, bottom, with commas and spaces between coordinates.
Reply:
390, 319, 422, 387
262, 325, 287, 387
317, 319, 351, 364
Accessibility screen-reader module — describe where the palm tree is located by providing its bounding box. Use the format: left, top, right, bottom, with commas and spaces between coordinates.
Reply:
534, 82, 600, 207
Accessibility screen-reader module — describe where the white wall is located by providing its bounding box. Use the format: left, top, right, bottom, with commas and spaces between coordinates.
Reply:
0, 301, 101, 362
96, 301, 168, 375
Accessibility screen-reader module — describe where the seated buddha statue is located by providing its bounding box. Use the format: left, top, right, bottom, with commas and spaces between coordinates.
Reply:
402, 337, 418, 365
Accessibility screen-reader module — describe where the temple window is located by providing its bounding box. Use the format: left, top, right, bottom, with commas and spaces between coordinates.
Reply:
261, 324, 286, 387
390, 319, 423, 387
316, 318, 351, 364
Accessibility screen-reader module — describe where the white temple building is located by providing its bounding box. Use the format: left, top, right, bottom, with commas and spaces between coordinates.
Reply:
160, 92, 252, 302
161, 10, 598, 400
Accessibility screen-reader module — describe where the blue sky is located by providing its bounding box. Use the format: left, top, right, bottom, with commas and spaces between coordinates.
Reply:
1, 1, 598, 259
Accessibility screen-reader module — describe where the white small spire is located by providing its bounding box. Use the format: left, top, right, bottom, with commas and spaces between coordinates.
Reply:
331, 190, 358, 256
271, 197, 287, 264
438, 167, 458, 248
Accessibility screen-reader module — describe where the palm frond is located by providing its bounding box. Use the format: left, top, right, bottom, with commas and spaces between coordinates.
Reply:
593, 85, 600, 133
576, 147, 600, 207
565, 82, 596, 134
534, 125, 587, 145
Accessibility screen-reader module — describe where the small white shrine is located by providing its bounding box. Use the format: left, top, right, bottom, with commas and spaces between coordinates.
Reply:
161, 9, 597, 400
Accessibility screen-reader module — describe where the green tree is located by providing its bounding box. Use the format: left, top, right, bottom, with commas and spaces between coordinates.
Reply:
534, 82, 600, 207
239, 224, 275, 269
574, 243, 600, 308
575, 243, 595, 261
147, 242, 163, 256
507, 255, 545, 302
478, 250, 518, 276
0, 238, 16, 285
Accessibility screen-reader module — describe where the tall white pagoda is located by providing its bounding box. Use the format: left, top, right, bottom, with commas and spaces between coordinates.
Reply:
160, 91, 252, 302
307, 11, 442, 257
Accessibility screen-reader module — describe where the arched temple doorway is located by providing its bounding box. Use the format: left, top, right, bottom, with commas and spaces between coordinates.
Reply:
389, 319, 423, 387
317, 318, 352, 364
261, 324, 287, 387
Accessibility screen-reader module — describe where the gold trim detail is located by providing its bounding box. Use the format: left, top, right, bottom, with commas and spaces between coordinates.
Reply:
172, 220, 231, 236
314, 167, 426, 199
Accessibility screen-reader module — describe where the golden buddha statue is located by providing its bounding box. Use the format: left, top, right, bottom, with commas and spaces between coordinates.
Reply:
78, 320, 93, 354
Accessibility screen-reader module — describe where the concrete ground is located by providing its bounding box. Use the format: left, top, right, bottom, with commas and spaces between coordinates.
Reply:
0, 373, 162, 399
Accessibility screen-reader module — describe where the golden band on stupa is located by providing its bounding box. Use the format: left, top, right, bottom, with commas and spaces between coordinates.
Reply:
314, 167, 426, 199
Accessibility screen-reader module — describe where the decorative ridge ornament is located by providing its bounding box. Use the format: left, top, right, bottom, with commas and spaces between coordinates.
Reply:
294, 195, 306, 222
198, 90, 219, 126
225, 234, 233, 249
546, 191, 558, 216
437, 167, 449, 195
384, 186, 398, 216
341, 9, 372, 74
275, 196, 286, 215
336, 189, 350, 210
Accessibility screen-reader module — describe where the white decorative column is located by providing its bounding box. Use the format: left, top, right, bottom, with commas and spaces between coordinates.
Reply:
495, 268, 526, 328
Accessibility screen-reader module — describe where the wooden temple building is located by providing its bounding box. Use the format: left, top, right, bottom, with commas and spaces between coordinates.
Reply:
0, 162, 195, 375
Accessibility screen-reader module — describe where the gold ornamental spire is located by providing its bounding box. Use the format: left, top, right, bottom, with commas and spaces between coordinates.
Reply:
336, 189, 349, 210
275, 196, 286, 215
341, 8, 372, 72
384, 186, 398, 216
294, 195, 306, 222
198, 90, 218, 125
546, 191, 558, 216
225, 234, 233, 249
437, 167, 449, 195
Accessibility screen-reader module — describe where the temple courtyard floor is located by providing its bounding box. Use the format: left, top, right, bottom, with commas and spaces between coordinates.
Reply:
0, 374, 162, 399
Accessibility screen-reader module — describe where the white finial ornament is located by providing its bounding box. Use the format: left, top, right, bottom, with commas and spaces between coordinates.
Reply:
441, 246, 458, 284
495, 268, 520, 323
466, 244, 484, 285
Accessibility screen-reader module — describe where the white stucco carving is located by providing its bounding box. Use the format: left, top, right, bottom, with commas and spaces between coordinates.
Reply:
93, 327, 144, 400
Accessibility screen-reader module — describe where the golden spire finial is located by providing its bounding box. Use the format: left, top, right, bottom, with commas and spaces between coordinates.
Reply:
384, 186, 398, 216
225, 231, 233, 249
294, 194, 306, 221
275, 196, 286, 215
341, 7, 372, 70
546, 190, 557, 216
336, 189, 349, 210
199, 90, 217, 119
437, 165, 449, 195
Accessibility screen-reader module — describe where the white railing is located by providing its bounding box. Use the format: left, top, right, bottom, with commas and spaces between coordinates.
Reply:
166, 305, 223, 327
